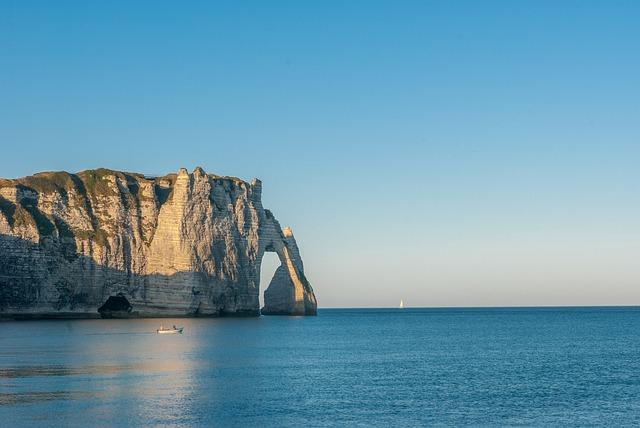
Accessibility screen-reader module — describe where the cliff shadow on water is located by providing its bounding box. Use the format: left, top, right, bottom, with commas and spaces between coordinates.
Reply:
0, 167, 317, 319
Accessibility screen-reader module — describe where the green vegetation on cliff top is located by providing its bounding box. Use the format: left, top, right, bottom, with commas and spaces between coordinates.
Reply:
0, 168, 252, 236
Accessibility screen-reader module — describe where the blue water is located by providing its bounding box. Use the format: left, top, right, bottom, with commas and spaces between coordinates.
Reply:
2, 307, 640, 426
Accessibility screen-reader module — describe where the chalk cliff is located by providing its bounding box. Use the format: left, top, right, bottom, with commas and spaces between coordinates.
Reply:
0, 168, 317, 318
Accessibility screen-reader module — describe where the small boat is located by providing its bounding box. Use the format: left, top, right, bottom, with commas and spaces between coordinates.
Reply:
399, 299, 404, 309
156, 325, 184, 334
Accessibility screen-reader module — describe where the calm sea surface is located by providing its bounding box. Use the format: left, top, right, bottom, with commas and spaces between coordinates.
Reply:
2, 307, 640, 426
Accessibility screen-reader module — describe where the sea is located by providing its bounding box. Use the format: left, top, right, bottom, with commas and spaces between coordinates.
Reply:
2, 307, 640, 427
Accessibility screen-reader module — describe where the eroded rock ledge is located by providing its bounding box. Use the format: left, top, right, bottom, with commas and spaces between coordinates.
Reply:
0, 167, 317, 318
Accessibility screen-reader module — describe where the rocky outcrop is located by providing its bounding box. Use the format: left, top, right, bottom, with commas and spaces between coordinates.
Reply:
0, 168, 317, 318
261, 225, 317, 315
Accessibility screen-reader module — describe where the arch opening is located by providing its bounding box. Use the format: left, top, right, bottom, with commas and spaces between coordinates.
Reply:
259, 251, 281, 310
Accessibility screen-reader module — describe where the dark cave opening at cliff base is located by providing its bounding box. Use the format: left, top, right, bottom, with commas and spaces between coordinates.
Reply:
259, 252, 281, 310
98, 294, 133, 318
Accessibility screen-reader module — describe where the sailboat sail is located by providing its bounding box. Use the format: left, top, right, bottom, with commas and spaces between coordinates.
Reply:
399, 299, 404, 309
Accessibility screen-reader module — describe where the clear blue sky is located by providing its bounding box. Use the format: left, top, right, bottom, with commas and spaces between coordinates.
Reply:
2, 1, 639, 307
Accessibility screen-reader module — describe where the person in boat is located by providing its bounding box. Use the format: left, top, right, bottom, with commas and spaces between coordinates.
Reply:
173, 325, 177, 330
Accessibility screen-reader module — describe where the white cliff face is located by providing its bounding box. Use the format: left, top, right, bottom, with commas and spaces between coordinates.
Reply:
0, 168, 317, 318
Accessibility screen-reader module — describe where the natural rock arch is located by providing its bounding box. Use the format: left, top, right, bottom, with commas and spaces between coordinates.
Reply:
258, 211, 317, 316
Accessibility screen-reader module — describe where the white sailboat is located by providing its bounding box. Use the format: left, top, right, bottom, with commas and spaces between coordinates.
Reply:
399, 299, 404, 309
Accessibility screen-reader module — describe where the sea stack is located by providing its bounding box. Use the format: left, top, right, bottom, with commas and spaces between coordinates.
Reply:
0, 168, 317, 318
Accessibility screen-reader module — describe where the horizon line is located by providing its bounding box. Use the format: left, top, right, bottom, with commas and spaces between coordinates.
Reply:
317, 304, 640, 309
